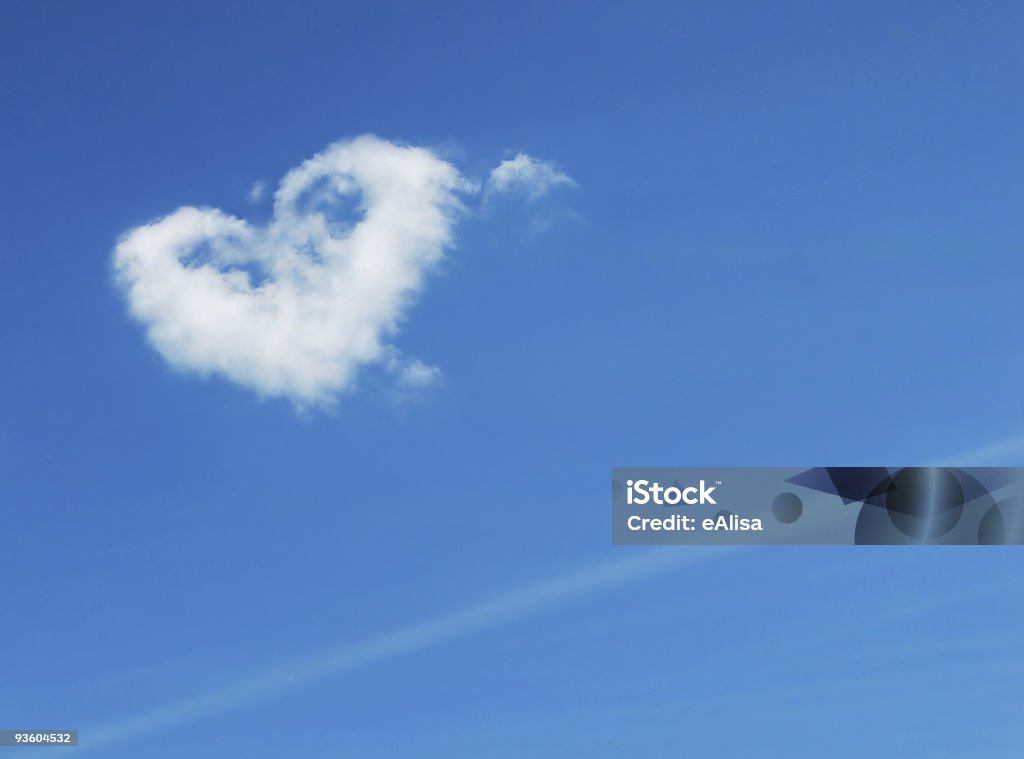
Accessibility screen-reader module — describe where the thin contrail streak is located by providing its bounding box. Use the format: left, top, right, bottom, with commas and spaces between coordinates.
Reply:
933, 434, 1024, 467
52, 434, 1024, 754
74, 547, 729, 753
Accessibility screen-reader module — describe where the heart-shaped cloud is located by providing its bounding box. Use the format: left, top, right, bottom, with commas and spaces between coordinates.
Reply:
113, 135, 472, 407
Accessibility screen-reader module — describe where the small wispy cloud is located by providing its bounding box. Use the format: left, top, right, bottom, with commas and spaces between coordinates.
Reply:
391, 355, 441, 389
486, 153, 576, 200
247, 181, 266, 203
113, 138, 574, 409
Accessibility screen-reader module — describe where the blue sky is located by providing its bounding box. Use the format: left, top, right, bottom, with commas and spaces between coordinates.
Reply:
2, 1, 1024, 756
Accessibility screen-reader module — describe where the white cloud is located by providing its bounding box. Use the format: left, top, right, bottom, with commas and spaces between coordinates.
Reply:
487, 153, 576, 200
113, 135, 470, 407
114, 139, 574, 408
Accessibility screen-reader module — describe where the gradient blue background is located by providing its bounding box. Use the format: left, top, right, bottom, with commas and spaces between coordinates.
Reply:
2, 1, 1023, 756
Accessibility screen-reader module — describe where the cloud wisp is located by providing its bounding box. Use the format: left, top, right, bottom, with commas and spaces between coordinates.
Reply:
115, 136, 572, 408
247, 181, 266, 203
487, 153, 577, 200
